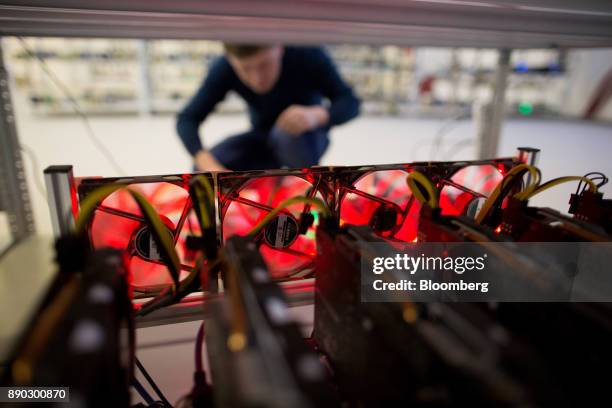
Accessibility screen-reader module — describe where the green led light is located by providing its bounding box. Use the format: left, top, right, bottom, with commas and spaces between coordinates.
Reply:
306, 211, 319, 240
311, 210, 319, 225
518, 102, 534, 116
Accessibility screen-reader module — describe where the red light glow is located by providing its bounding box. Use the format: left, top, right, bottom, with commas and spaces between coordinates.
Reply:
89, 181, 198, 288
339, 170, 419, 242
221, 175, 325, 279
440, 165, 503, 216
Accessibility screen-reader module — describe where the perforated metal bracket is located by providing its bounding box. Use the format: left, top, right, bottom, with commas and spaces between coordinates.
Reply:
0, 39, 35, 244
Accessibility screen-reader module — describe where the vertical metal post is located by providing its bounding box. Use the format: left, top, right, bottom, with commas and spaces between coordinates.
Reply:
137, 40, 152, 116
477, 48, 511, 159
516, 146, 540, 187
0, 38, 35, 244
516, 146, 540, 167
410, 48, 422, 115
44, 165, 78, 238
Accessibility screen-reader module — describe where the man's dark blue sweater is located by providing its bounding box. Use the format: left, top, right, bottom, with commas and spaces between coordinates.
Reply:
176, 46, 360, 170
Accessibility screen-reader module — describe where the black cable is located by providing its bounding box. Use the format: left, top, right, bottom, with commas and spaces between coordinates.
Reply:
133, 377, 155, 405
189, 321, 214, 407
427, 49, 482, 160
173, 322, 212, 408
135, 357, 172, 408
135, 290, 175, 318
195, 322, 205, 373
576, 172, 608, 195
16, 37, 127, 176
429, 111, 470, 160
443, 137, 474, 160
135, 263, 203, 317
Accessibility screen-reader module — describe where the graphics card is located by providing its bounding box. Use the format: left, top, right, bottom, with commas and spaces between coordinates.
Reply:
313, 222, 560, 406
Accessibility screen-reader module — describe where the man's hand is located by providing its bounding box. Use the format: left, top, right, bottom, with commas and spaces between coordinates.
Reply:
195, 150, 227, 171
275, 105, 329, 136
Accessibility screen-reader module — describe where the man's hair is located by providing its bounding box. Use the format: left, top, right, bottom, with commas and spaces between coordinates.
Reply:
223, 43, 270, 58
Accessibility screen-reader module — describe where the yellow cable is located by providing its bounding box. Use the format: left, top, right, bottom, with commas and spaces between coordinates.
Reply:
524, 176, 598, 200
192, 176, 214, 229
129, 189, 182, 290
75, 184, 182, 292
513, 166, 542, 200
75, 184, 124, 234
406, 171, 438, 209
12, 276, 79, 384
227, 257, 248, 352
475, 164, 539, 224
247, 197, 330, 237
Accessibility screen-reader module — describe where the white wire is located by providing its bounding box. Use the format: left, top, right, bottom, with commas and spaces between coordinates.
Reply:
429, 110, 471, 160
427, 49, 498, 161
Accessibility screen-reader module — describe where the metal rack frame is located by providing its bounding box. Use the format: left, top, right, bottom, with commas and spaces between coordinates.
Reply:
0, 40, 35, 254
1, 1, 611, 48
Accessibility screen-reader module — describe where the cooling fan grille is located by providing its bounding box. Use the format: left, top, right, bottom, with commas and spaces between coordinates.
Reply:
80, 175, 213, 290
219, 170, 333, 280
339, 161, 509, 242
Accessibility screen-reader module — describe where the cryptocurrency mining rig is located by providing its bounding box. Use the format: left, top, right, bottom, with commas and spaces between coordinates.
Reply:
3, 147, 612, 407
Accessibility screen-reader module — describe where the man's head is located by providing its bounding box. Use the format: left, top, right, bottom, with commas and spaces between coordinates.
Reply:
224, 44, 283, 94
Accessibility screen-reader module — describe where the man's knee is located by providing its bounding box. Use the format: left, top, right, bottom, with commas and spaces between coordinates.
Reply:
209, 138, 235, 168
269, 126, 328, 168
268, 126, 293, 146
209, 131, 270, 171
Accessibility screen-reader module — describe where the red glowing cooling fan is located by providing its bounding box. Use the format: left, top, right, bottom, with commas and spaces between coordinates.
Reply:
76, 160, 511, 286
438, 161, 507, 216
218, 169, 334, 280
339, 166, 420, 241
78, 174, 214, 290
338, 159, 512, 242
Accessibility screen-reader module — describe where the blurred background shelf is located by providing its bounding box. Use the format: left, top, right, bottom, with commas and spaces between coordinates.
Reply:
3, 38, 571, 118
